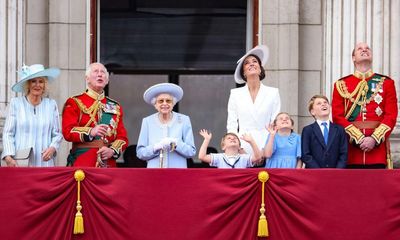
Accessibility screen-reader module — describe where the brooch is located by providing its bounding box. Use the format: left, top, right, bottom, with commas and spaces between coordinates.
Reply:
374, 94, 383, 105
288, 134, 296, 145
375, 106, 383, 116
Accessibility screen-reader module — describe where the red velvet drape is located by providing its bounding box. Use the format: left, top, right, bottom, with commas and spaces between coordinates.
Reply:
0, 168, 400, 240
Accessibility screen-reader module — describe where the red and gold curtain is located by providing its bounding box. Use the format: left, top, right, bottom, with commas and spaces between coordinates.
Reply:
0, 168, 399, 240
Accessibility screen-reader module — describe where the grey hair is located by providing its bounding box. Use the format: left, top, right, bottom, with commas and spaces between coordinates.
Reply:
85, 62, 109, 79
151, 94, 177, 106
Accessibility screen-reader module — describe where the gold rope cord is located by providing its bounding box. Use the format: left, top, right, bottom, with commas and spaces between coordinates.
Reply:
336, 76, 385, 119
257, 171, 270, 237
73, 170, 85, 234
73, 97, 103, 127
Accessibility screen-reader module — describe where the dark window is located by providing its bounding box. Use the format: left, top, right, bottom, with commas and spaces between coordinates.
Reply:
100, 0, 246, 71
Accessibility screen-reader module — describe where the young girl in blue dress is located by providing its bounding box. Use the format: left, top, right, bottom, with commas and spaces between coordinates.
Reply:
263, 112, 302, 168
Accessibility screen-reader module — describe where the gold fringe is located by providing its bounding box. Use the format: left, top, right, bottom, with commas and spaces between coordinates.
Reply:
258, 171, 270, 237
73, 170, 85, 234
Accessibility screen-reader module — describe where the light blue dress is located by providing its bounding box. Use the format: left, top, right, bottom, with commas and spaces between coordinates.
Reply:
136, 112, 196, 168
1, 96, 63, 167
210, 153, 253, 168
265, 132, 301, 168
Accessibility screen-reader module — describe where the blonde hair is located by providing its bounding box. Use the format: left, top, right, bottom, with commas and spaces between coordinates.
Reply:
23, 77, 49, 97
220, 132, 241, 149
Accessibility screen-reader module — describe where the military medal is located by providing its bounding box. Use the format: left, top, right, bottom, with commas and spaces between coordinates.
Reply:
104, 102, 117, 114
374, 94, 383, 105
375, 106, 383, 116
371, 82, 376, 93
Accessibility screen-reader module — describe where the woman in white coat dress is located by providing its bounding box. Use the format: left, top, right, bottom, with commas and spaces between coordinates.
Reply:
227, 45, 281, 155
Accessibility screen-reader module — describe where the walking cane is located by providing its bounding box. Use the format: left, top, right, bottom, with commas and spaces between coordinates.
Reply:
159, 148, 165, 168
159, 142, 176, 168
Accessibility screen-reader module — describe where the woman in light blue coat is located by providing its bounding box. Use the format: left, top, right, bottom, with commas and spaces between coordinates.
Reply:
136, 83, 196, 168
1, 64, 63, 167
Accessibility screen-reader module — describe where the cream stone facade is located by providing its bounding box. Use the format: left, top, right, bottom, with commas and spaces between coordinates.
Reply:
1, 0, 400, 166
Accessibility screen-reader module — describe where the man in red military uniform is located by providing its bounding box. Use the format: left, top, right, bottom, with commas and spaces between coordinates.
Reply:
62, 62, 128, 167
332, 42, 398, 169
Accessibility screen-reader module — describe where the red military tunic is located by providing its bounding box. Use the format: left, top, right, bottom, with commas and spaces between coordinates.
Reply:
332, 70, 398, 166
62, 88, 128, 167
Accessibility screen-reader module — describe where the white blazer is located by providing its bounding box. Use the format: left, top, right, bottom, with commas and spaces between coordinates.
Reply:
227, 84, 281, 154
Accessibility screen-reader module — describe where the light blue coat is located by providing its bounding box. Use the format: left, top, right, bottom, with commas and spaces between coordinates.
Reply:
136, 112, 196, 168
1, 96, 63, 166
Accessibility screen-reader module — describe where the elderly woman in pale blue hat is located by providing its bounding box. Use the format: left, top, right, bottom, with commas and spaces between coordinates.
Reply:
136, 83, 196, 168
227, 45, 281, 156
1, 64, 63, 167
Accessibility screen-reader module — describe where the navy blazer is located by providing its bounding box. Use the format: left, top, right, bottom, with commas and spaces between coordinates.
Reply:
301, 121, 348, 168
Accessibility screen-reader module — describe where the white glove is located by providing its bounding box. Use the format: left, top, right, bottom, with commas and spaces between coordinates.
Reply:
160, 138, 172, 151
153, 142, 164, 153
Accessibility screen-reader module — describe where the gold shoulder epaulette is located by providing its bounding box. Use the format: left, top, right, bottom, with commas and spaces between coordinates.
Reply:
70, 93, 84, 99
337, 74, 353, 81
106, 96, 120, 105
373, 73, 390, 80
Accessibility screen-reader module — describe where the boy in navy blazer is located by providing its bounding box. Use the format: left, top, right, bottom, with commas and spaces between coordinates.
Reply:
301, 95, 347, 168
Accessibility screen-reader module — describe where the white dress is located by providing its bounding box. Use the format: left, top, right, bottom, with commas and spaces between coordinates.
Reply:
1, 96, 63, 167
227, 84, 281, 154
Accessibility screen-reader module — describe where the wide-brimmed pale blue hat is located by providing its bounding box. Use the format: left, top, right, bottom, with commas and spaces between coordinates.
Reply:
234, 45, 269, 84
11, 64, 60, 92
143, 83, 183, 105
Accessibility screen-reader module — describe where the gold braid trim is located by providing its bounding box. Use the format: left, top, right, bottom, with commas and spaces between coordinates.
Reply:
335, 73, 385, 119
345, 124, 365, 144
110, 139, 127, 155
73, 97, 103, 127
109, 103, 121, 138
354, 69, 374, 79
71, 127, 92, 142
336, 79, 368, 119
371, 124, 391, 144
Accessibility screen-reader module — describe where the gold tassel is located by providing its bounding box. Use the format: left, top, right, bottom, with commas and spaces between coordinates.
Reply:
73, 170, 85, 234
387, 153, 393, 169
258, 171, 270, 237
386, 139, 393, 170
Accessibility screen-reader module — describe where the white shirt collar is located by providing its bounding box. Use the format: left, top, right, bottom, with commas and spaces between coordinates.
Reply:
316, 119, 330, 128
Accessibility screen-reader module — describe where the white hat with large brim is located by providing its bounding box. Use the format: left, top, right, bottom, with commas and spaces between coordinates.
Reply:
12, 64, 60, 92
234, 45, 269, 84
143, 83, 184, 105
